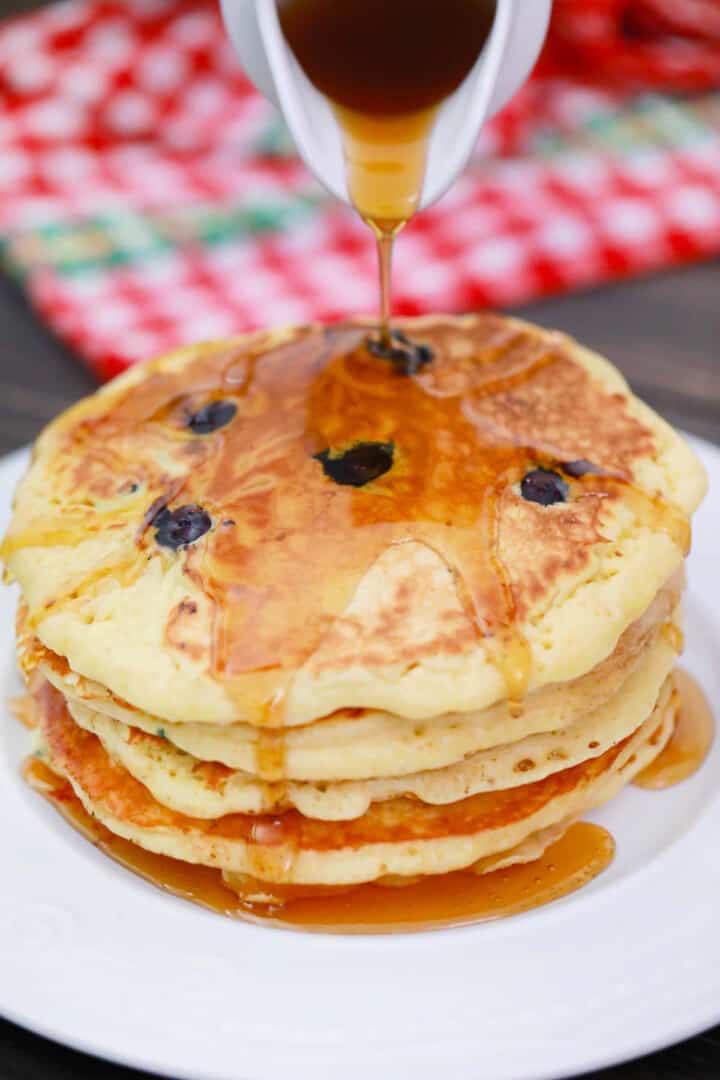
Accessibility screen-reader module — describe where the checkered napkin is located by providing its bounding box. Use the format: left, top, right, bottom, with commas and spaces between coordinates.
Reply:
2, 0, 720, 381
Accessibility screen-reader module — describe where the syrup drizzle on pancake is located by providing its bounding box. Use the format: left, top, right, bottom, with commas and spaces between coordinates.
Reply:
33, 680, 639, 850
23, 756, 614, 934
18, 664, 711, 930
634, 670, 714, 790
1, 319, 688, 753
661, 621, 685, 655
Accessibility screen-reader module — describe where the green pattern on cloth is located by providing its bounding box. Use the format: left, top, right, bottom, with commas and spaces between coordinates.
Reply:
2, 93, 719, 284
1, 197, 321, 280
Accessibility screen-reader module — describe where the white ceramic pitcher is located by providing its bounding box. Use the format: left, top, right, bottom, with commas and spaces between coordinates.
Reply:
220, 0, 553, 209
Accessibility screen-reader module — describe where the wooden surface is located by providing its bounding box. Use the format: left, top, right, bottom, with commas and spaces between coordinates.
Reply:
1, 1, 720, 1078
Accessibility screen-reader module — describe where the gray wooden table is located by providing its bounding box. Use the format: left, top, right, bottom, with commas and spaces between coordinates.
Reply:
1, 1, 720, 1077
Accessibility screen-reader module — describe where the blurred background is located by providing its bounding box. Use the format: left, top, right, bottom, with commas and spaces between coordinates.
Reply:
0, 0, 718, 456
1, 2, 720, 1079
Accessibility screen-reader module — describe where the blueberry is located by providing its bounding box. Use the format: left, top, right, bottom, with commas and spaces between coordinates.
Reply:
561, 459, 602, 478
154, 504, 212, 549
315, 442, 394, 487
521, 469, 569, 506
187, 400, 237, 435
366, 330, 433, 376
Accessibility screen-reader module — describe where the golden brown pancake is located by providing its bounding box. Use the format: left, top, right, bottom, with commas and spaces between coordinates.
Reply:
2, 316, 705, 729
20, 572, 682, 783
32, 678, 674, 885
63, 622, 677, 821
4, 313, 705, 903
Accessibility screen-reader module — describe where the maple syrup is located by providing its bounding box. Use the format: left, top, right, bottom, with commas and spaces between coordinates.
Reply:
634, 670, 714, 790
278, 0, 497, 340
661, 621, 685, 656
5, 0, 708, 941
6, 318, 691, 726
20, 664, 711, 932
37, 677, 633, 852
254, 727, 286, 782
23, 757, 614, 934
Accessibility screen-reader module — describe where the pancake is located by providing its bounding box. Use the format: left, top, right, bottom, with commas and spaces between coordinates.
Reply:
220, 819, 576, 904
2, 315, 705, 729
26, 573, 682, 781
32, 678, 675, 885
5, 311, 707, 916
65, 624, 677, 820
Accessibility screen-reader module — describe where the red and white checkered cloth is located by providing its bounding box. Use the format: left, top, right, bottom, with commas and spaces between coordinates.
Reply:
1, 0, 720, 381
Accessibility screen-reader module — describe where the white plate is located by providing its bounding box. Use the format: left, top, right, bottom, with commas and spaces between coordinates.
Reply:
1, 438, 719, 1080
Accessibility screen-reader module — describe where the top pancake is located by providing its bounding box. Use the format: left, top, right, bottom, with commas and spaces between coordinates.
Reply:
2, 314, 705, 727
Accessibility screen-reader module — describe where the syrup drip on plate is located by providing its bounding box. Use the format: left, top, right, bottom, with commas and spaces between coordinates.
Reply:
634, 669, 714, 790
23, 757, 614, 934
20, 670, 712, 930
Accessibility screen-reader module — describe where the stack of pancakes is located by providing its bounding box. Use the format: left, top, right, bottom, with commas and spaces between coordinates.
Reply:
3, 314, 706, 905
